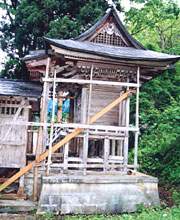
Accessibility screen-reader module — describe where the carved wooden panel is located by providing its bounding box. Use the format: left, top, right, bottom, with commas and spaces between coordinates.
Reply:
90, 23, 128, 47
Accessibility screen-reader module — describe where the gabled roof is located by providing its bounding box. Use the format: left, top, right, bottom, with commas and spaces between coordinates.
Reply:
0, 79, 42, 98
74, 7, 146, 50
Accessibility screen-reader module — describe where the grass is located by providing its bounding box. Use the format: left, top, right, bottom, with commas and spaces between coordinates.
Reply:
37, 205, 180, 220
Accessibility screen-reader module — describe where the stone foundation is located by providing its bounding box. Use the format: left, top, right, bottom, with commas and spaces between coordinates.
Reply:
37, 173, 160, 214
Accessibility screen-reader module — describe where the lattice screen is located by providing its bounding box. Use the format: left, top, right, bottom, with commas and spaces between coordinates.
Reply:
29, 71, 41, 82
91, 33, 127, 47
0, 98, 24, 116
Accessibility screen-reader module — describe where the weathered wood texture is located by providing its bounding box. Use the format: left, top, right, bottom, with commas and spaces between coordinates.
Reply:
75, 85, 124, 126
0, 97, 29, 168
0, 91, 130, 192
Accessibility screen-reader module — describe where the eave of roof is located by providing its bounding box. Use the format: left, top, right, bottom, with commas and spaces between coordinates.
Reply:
21, 50, 47, 62
0, 79, 42, 98
45, 38, 180, 63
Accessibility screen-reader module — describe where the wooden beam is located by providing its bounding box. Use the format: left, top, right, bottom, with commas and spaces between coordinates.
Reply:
43, 77, 140, 88
1, 121, 139, 132
0, 90, 131, 192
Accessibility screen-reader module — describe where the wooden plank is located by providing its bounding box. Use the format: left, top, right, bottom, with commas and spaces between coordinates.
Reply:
0, 194, 27, 200
1, 121, 138, 132
0, 91, 130, 192
0, 141, 22, 145
44, 77, 139, 88
0, 104, 31, 108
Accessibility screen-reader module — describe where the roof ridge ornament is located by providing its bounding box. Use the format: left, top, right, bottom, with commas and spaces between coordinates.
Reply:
107, 0, 118, 9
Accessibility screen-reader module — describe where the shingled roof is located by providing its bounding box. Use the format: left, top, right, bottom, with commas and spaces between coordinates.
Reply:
44, 38, 180, 63
0, 79, 42, 98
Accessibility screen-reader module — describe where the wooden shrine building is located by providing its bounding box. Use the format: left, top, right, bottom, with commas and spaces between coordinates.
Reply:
0, 7, 180, 214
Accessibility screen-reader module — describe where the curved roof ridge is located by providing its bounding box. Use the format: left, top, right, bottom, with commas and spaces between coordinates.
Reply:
74, 7, 146, 50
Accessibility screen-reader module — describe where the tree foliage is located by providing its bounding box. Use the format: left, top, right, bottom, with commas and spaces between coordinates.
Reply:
125, 0, 180, 51
0, 0, 109, 78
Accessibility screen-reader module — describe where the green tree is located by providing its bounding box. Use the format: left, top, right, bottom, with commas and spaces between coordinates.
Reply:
0, 0, 109, 78
125, 0, 180, 51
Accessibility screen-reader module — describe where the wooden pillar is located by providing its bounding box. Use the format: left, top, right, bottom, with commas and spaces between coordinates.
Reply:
104, 136, 110, 173
117, 140, 123, 156
64, 142, 69, 171
123, 74, 130, 174
83, 64, 93, 175
33, 57, 51, 201
69, 98, 74, 123
46, 69, 57, 176
134, 66, 140, 172
57, 91, 63, 123
112, 139, 115, 156
42, 82, 49, 153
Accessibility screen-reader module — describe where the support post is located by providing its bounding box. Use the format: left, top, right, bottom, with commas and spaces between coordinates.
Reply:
46, 69, 57, 176
104, 136, 110, 173
123, 74, 130, 174
64, 142, 69, 171
69, 97, 74, 123
33, 57, 51, 201
134, 66, 140, 172
42, 82, 49, 153
83, 64, 93, 175
57, 91, 63, 123
112, 139, 115, 156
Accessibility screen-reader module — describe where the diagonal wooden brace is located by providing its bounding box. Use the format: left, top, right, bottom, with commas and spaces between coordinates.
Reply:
0, 90, 132, 192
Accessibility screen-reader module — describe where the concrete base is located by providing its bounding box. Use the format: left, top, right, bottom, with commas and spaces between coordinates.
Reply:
37, 173, 160, 214
0, 200, 37, 213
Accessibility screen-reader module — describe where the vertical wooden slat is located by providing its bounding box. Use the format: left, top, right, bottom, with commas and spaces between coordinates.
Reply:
134, 66, 140, 172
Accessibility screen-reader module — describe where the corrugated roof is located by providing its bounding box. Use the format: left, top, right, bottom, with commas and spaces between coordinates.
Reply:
0, 79, 42, 98
45, 38, 180, 63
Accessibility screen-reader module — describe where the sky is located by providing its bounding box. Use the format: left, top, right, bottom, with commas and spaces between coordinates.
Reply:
0, 0, 180, 70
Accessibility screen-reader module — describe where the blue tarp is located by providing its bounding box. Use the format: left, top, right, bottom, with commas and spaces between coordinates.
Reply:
48, 99, 69, 116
